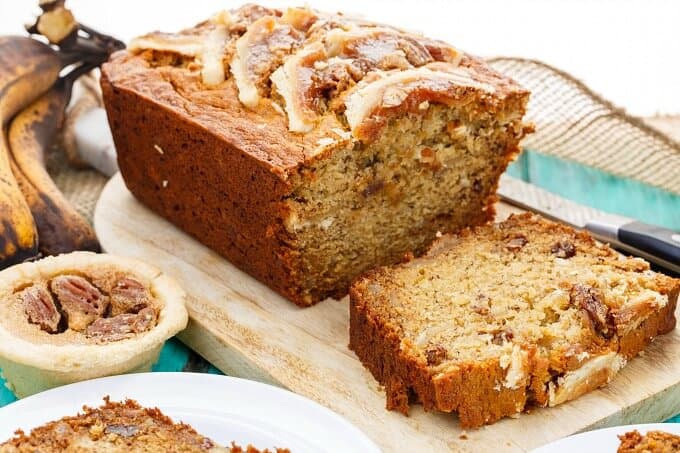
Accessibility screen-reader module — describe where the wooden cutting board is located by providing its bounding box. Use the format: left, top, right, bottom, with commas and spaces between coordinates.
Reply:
94, 174, 680, 452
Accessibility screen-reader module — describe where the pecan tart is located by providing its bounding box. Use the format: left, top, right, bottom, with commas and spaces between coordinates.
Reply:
1, 398, 289, 452
0, 252, 188, 397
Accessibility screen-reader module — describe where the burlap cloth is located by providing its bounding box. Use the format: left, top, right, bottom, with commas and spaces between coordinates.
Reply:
51, 58, 680, 223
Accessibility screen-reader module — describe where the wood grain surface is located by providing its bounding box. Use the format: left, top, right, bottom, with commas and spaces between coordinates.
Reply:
94, 174, 680, 452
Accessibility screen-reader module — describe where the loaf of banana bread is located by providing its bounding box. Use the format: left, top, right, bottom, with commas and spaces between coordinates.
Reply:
101, 4, 532, 306
349, 213, 679, 427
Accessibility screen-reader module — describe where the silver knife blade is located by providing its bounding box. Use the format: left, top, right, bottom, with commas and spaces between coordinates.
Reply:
497, 174, 680, 274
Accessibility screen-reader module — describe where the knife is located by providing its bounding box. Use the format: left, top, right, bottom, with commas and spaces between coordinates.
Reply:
497, 174, 680, 275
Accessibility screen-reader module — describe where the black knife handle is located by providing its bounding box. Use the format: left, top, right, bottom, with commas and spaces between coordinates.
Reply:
618, 221, 680, 265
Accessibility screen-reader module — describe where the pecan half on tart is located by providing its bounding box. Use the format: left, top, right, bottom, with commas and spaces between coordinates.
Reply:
0, 252, 188, 397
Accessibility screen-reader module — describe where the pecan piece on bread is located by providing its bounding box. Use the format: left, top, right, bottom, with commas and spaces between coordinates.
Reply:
492, 328, 514, 345
505, 234, 528, 252
471, 293, 491, 315
86, 307, 157, 342
570, 283, 613, 338
551, 238, 576, 258
425, 344, 447, 366
50, 275, 109, 332
21, 285, 61, 333
105, 424, 139, 438
110, 277, 151, 316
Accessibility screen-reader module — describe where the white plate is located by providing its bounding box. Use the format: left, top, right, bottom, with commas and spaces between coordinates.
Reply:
0, 372, 381, 453
532, 423, 680, 452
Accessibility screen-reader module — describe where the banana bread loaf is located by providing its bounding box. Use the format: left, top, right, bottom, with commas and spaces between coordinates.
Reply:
101, 4, 532, 306
349, 213, 679, 427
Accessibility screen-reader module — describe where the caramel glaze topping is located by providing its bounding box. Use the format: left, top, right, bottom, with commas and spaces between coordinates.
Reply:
126, 4, 523, 143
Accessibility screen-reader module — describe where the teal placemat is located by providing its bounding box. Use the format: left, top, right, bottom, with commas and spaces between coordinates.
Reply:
0, 338, 220, 406
507, 150, 680, 229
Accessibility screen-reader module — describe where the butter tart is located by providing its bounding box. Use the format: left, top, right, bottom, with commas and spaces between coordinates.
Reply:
0, 252, 188, 397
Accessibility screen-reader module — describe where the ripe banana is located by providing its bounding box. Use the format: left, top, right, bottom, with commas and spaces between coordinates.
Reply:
0, 36, 63, 267
8, 77, 101, 255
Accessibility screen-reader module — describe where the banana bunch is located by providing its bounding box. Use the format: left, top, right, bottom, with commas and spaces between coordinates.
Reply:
0, 1, 123, 268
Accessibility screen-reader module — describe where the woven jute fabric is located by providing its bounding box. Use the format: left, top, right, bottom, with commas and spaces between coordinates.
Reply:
46, 150, 106, 224
489, 58, 680, 195
50, 59, 680, 223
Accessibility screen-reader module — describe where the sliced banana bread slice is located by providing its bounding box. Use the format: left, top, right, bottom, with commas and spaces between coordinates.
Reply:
349, 213, 678, 428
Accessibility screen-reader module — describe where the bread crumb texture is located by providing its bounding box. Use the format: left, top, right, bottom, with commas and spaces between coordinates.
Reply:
350, 213, 679, 427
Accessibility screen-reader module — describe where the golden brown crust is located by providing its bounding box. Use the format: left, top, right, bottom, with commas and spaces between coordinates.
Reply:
349, 213, 679, 428
100, 71, 306, 304
102, 53, 527, 177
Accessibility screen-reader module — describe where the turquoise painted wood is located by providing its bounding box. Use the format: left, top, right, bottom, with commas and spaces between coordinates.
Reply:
506, 150, 680, 229
1, 151, 678, 424
0, 338, 221, 406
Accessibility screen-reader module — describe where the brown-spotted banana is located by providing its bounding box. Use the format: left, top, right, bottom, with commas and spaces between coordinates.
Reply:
0, 36, 64, 267
8, 75, 101, 256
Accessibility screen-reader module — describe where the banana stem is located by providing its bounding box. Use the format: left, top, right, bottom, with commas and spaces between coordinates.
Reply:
56, 49, 89, 67
27, 2, 125, 70
71, 34, 123, 59
77, 23, 125, 52
53, 36, 123, 69
60, 61, 100, 105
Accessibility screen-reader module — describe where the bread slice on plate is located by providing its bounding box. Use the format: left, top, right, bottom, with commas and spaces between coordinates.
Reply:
349, 213, 679, 428
0, 398, 289, 452
618, 429, 680, 452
